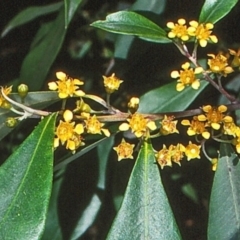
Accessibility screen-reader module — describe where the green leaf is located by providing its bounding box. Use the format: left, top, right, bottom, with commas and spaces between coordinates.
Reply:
70, 137, 114, 240
138, 81, 208, 113
91, 11, 171, 43
0, 91, 59, 142
18, 8, 65, 90
1, 2, 63, 38
107, 141, 182, 240
208, 143, 240, 240
114, 0, 166, 59
0, 113, 57, 239
64, 0, 85, 28
199, 0, 238, 24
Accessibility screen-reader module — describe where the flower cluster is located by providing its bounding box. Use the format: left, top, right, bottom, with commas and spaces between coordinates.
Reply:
54, 110, 85, 153
155, 142, 201, 169
167, 18, 218, 47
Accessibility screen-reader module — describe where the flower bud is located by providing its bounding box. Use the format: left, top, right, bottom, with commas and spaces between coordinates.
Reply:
74, 99, 91, 113
18, 84, 29, 98
128, 97, 139, 114
6, 117, 18, 128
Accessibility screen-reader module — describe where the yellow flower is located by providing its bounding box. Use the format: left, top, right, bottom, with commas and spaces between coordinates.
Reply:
167, 18, 189, 41
0, 86, 12, 109
169, 143, 185, 166
229, 48, 240, 68
84, 115, 110, 137
185, 141, 201, 160
181, 116, 210, 139
54, 110, 84, 152
197, 105, 232, 130
113, 138, 135, 161
103, 73, 123, 94
223, 121, 238, 136
207, 53, 233, 76
155, 145, 172, 169
188, 21, 218, 47
48, 71, 85, 98
171, 62, 203, 91
119, 113, 156, 138
160, 115, 179, 135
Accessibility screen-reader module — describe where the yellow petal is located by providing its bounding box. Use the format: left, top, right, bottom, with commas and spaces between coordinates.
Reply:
211, 123, 220, 130
202, 131, 210, 139
59, 92, 68, 98
182, 62, 190, 70
75, 124, 84, 134
176, 83, 185, 91
75, 90, 85, 97
102, 128, 110, 137
73, 79, 84, 85
119, 123, 129, 131
147, 121, 157, 131
166, 22, 174, 28
56, 71, 67, 80
171, 71, 180, 78
181, 119, 190, 126
54, 138, 59, 148
48, 82, 58, 90
191, 80, 200, 90
199, 39, 207, 47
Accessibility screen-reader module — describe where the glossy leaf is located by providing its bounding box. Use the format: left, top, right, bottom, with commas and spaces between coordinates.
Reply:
69, 137, 114, 240
199, 0, 238, 24
114, 0, 166, 59
64, 0, 85, 28
1, 2, 63, 38
91, 11, 171, 43
0, 113, 57, 239
107, 141, 182, 240
208, 143, 240, 240
139, 81, 208, 113
0, 91, 59, 141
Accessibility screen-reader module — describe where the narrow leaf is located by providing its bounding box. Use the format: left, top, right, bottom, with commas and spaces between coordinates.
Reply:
91, 11, 171, 43
0, 113, 57, 239
199, 0, 238, 23
1, 2, 63, 38
139, 81, 208, 113
107, 141, 182, 240
64, 0, 85, 28
208, 143, 240, 239
18, 8, 65, 90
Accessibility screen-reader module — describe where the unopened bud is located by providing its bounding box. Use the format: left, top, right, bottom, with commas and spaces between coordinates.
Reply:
18, 84, 29, 98
128, 97, 139, 114
74, 99, 91, 113
6, 117, 18, 128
